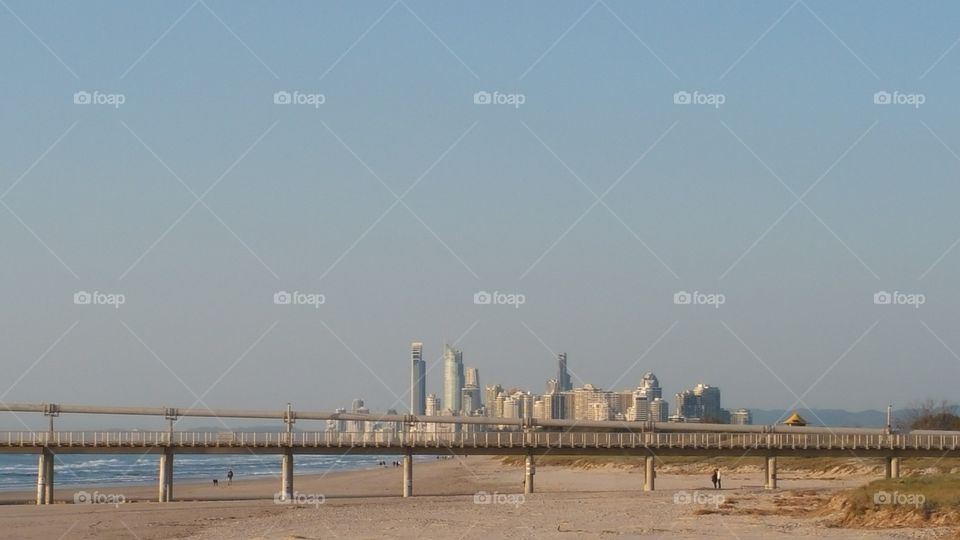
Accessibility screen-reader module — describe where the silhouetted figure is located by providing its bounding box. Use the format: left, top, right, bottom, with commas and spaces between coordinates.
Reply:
710, 469, 718, 489
227, 469, 234, 486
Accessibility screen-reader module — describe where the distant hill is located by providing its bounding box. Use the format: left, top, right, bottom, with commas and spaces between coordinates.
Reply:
748, 408, 888, 428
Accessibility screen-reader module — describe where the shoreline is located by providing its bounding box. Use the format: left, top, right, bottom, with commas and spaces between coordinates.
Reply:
0, 458, 440, 504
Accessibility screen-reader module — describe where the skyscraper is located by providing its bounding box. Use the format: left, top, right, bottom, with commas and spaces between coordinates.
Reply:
410, 342, 426, 415
442, 344, 464, 415
557, 353, 572, 392
463, 366, 481, 414
638, 372, 662, 400
675, 383, 722, 421
649, 398, 669, 422
465, 367, 479, 388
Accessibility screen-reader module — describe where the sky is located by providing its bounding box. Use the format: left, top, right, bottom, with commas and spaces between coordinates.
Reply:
2, 1, 960, 430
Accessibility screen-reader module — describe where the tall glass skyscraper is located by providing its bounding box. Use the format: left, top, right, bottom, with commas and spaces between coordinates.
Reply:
410, 342, 426, 415
557, 352, 572, 392
442, 344, 464, 415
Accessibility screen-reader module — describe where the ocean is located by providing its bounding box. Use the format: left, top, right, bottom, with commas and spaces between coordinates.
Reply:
0, 453, 405, 491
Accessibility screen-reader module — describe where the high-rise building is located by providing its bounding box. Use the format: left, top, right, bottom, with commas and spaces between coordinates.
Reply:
638, 372, 662, 400
485, 384, 503, 416
349, 399, 369, 432
502, 395, 519, 419
465, 367, 479, 388
557, 353, 572, 392
611, 391, 634, 417
520, 393, 535, 419
731, 408, 752, 425
675, 383, 722, 421
463, 366, 482, 414
333, 407, 347, 432
545, 391, 567, 419
573, 384, 611, 421
533, 398, 546, 420
425, 393, 439, 416
693, 383, 722, 420
442, 344, 465, 415
649, 398, 668, 422
628, 394, 649, 421
410, 342, 426, 415
461, 387, 481, 415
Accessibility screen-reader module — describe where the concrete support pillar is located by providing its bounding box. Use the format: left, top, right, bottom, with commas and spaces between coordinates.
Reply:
890, 456, 901, 479
524, 452, 535, 494
884, 457, 893, 479
402, 450, 413, 498
36, 450, 49, 505
158, 448, 173, 502
44, 449, 54, 504
765, 455, 777, 490
281, 448, 294, 501
643, 455, 655, 491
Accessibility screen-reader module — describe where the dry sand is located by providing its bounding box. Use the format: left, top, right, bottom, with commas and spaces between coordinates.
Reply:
0, 456, 953, 539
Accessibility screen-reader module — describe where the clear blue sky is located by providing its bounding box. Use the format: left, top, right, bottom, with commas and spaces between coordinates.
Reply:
2, 1, 960, 428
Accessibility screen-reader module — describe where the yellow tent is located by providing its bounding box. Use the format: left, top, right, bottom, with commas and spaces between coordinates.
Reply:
784, 412, 807, 426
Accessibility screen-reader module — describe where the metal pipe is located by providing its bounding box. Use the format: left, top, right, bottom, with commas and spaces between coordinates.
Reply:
2, 402, 955, 437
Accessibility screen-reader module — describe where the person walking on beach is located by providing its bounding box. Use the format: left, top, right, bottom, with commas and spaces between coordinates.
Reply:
715, 469, 721, 489
710, 469, 718, 489
227, 469, 234, 486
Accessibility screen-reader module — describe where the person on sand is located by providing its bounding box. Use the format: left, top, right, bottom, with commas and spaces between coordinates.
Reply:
710, 469, 718, 489
715, 469, 722, 489
227, 469, 234, 486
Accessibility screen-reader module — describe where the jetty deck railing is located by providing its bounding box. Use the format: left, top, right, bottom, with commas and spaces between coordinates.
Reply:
3, 430, 959, 451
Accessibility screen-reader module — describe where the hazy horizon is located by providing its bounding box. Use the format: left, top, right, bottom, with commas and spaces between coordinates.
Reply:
3, 1, 960, 427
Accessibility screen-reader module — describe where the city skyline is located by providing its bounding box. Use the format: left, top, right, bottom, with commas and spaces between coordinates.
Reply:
397, 340, 753, 425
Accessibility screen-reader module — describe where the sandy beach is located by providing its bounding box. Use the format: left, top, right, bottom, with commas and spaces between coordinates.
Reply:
0, 456, 951, 539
